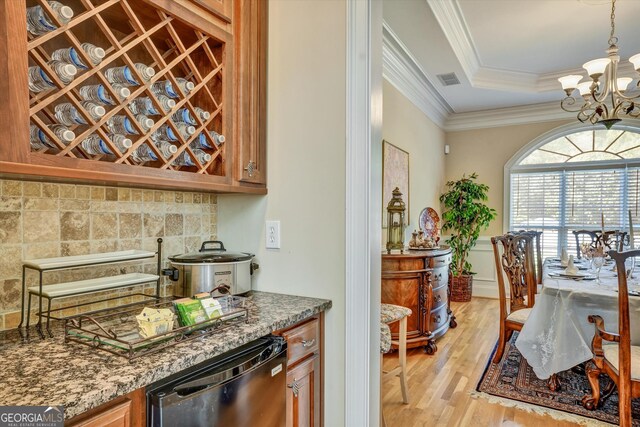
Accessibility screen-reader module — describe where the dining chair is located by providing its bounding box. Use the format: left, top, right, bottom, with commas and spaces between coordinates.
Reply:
583, 249, 640, 427
608, 230, 629, 252
380, 303, 412, 404
516, 230, 543, 289
491, 233, 537, 363
573, 230, 627, 258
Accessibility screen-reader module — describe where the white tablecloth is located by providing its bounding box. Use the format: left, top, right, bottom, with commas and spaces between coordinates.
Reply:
515, 259, 640, 380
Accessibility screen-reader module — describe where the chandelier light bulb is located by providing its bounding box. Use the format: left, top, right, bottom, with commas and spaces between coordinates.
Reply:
577, 81, 593, 97
617, 77, 632, 91
629, 53, 640, 71
558, 75, 583, 93
583, 58, 611, 78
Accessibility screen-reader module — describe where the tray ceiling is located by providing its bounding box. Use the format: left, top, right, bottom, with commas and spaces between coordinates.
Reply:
382, 0, 640, 128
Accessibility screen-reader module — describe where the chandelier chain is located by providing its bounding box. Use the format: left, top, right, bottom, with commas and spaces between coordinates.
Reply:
609, 0, 618, 46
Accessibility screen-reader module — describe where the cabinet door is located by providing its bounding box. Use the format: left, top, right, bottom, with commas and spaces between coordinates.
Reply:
234, 0, 267, 184
286, 355, 320, 427
191, 0, 232, 24
381, 272, 422, 339
67, 400, 131, 427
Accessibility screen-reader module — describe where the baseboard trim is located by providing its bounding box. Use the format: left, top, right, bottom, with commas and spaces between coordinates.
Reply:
473, 281, 498, 299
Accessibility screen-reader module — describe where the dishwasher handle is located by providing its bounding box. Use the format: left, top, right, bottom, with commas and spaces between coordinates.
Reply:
172, 339, 284, 397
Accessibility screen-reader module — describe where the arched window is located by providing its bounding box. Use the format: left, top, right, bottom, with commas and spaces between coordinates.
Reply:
506, 123, 640, 257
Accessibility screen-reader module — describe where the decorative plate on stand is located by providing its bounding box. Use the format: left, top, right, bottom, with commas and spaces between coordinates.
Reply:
419, 207, 440, 240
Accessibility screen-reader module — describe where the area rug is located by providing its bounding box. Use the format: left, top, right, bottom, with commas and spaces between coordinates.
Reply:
474, 333, 640, 426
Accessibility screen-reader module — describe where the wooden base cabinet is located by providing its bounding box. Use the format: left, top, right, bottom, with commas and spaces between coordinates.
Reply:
381, 249, 456, 354
66, 388, 145, 427
276, 314, 324, 427
286, 354, 320, 427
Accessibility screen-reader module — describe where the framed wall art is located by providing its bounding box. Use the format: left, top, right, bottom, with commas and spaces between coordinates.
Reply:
382, 140, 409, 227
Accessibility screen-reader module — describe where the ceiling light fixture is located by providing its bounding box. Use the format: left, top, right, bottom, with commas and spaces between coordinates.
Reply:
558, 0, 640, 129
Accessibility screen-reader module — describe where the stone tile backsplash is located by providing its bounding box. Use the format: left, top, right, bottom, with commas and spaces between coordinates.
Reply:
0, 179, 217, 331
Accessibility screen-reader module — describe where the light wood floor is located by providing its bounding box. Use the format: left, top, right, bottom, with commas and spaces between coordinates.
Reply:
381, 298, 581, 427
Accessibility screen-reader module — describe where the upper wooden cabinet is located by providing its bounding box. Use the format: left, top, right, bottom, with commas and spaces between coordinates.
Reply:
234, 0, 266, 185
0, 0, 266, 194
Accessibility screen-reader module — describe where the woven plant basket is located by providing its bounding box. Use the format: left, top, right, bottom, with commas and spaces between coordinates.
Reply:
450, 274, 473, 302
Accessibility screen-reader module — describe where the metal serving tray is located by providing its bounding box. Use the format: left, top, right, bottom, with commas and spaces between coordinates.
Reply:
64, 295, 248, 361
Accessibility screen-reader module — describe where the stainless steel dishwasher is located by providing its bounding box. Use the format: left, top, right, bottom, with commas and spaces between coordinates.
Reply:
147, 336, 287, 427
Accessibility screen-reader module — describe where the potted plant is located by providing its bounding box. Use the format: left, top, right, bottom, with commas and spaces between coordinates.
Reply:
440, 173, 496, 302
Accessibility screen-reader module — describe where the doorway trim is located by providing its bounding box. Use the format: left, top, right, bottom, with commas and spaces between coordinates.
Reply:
346, 0, 383, 425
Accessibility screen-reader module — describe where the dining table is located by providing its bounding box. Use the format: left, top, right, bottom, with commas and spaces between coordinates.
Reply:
515, 257, 640, 381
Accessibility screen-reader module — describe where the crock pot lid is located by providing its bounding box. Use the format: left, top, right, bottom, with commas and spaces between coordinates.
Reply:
169, 251, 253, 263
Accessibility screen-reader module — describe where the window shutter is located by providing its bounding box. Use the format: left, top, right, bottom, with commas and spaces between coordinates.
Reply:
510, 172, 562, 257
510, 167, 631, 257
564, 168, 624, 230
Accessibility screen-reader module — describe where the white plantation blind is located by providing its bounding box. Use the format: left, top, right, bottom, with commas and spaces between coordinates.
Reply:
510, 172, 562, 257
626, 167, 640, 247
511, 172, 561, 228
564, 169, 624, 230
510, 168, 635, 257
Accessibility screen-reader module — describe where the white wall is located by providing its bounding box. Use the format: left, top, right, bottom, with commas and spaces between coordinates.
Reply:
382, 80, 446, 246
217, 0, 346, 425
445, 119, 570, 236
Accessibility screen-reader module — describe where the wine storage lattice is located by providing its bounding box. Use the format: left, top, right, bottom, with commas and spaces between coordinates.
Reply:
27, 0, 227, 176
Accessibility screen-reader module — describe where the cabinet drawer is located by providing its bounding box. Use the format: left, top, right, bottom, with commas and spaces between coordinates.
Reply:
382, 257, 424, 271
429, 305, 449, 332
430, 267, 448, 288
427, 253, 452, 268
282, 318, 320, 366
67, 399, 131, 427
432, 285, 448, 310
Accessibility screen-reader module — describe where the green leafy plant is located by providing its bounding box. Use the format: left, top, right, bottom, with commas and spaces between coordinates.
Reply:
440, 173, 496, 277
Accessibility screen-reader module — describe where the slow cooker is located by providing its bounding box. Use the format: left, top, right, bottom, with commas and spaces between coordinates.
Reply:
165, 241, 259, 297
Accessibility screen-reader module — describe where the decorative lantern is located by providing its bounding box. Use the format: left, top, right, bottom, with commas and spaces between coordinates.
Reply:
386, 187, 406, 254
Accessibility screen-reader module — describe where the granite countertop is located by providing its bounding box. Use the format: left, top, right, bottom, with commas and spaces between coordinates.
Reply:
0, 291, 331, 419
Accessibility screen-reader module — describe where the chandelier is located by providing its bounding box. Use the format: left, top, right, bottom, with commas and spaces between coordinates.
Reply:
558, 0, 640, 129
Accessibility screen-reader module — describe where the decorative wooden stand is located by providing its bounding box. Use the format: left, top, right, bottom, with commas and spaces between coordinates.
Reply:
381, 248, 456, 354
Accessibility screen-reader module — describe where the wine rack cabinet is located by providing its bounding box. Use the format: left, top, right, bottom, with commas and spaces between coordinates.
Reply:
0, 0, 266, 194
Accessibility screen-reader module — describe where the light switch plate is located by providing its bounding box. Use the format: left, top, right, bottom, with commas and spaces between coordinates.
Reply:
266, 220, 281, 249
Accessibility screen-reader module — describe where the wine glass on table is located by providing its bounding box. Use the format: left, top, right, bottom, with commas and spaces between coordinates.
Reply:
580, 243, 593, 270
592, 246, 606, 283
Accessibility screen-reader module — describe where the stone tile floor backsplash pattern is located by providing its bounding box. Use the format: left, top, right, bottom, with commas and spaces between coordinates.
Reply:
0, 179, 217, 331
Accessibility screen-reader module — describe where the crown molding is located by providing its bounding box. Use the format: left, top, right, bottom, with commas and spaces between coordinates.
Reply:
444, 101, 575, 131
382, 21, 452, 128
382, 17, 628, 132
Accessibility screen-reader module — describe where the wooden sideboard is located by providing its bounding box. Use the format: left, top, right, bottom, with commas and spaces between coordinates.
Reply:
381, 248, 456, 354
